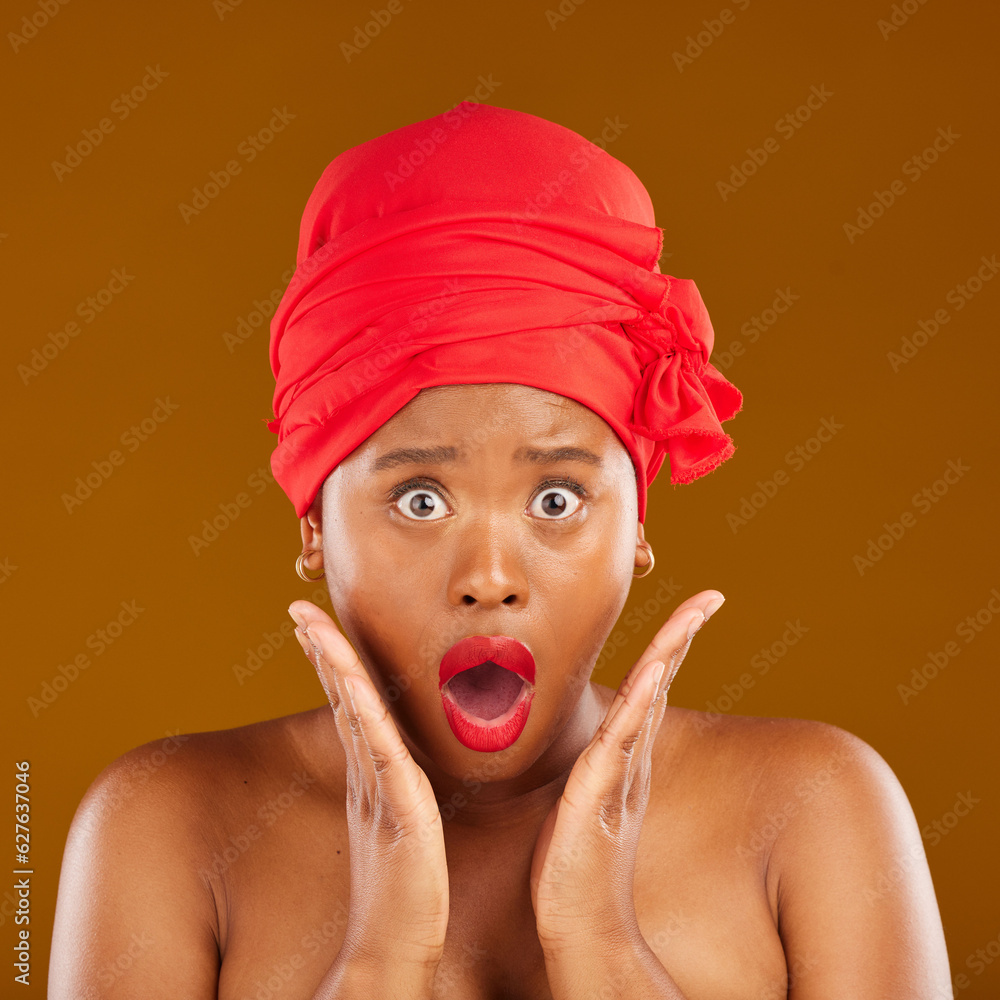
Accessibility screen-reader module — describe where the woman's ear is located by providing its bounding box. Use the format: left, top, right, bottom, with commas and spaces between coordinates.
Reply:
299, 493, 324, 563
634, 519, 654, 575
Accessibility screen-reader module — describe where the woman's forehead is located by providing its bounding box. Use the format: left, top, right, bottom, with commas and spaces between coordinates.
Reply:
320, 383, 639, 503
378, 383, 614, 442
324, 384, 632, 484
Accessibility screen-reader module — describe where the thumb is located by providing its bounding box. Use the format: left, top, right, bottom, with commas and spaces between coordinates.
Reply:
287, 598, 335, 630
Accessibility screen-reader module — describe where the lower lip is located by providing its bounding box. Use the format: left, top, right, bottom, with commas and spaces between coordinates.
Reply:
441, 683, 534, 752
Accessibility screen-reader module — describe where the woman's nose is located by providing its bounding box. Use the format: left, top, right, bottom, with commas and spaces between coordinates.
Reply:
446, 517, 529, 607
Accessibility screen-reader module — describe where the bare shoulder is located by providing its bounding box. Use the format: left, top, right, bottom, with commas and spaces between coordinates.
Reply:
660, 704, 887, 776
50, 708, 331, 999
656, 708, 951, 993
658, 706, 906, 840
74, 709, 324, 818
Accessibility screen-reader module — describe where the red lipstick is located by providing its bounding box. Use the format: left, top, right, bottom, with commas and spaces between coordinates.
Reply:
439, 636, 536, 752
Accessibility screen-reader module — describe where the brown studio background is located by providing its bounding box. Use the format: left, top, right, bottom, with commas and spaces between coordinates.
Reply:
4, 0, 998, 993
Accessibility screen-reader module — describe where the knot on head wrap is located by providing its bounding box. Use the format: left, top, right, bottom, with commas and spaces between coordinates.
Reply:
266, 101, 743, 522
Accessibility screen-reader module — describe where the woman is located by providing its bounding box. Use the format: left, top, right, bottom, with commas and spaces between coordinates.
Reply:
49, 102, 951, 999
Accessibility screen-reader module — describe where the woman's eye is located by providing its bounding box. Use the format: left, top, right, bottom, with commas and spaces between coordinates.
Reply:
528, 487, 581, 520
394, 488, 449, 521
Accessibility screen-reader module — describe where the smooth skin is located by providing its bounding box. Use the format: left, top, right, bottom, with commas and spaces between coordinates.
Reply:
290, 562, 711, 996
49, 383, 952, 999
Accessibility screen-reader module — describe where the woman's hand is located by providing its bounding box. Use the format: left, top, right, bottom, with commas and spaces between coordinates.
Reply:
288, 600, 449, 990
528, 590, 726, 959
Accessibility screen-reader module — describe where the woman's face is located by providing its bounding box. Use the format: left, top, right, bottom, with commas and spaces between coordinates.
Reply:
303, 382, 646, 797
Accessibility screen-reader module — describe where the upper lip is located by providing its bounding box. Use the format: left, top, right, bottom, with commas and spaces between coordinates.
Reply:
439, 635, 536, 689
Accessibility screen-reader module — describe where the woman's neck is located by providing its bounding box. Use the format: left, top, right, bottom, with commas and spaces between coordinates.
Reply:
297, 681, 614, 831
413, 681, 613, 832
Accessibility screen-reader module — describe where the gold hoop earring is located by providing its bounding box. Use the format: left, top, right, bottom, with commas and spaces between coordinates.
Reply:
295, 552, 325, 583
633, 546, 655, 579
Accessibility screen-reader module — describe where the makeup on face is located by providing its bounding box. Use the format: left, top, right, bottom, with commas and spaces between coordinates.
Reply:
318, 385, 639, 770
440, 635, 536, 753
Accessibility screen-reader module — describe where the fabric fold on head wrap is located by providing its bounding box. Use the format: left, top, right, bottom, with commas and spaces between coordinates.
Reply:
266, 101, 743, 523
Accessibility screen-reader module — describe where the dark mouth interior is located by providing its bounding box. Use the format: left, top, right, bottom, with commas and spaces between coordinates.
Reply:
446, 660, 526, 721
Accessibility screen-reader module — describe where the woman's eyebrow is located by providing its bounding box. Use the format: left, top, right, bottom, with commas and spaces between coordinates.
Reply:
372, 444, 603, 471
518, 446, 603, 467
373, 446, 459, 471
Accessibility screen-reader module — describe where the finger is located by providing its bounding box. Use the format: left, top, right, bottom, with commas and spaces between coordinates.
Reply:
560, 594, 727, 822
629, 659, 675, 780
622, 595, 726, 776
598, 604, 706, 742
345, 674, 442, 828
288, 601, 384, 796
559, 664, 661, 831
289, 600, 380, 742
596, 656, 662, 749
634, 589, 724, 683
289, 600, 371, 695
567, 658, 665, 811
588, 590, 726, 774
290, 603, 434, 826
292, 616, 370, 794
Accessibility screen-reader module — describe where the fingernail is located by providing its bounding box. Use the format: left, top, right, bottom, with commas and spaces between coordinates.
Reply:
288, 606, 308, 631
703, 595, 726, 621
653, 660, 666, 692
304, 629, 325, 665
686, 611, 705, 641
293, 628, 312, 660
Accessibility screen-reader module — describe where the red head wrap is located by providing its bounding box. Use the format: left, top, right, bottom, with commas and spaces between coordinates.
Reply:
266, 101, 743, 523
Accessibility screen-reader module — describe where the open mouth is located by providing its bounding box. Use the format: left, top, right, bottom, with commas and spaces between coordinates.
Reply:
439, 635, 536, 752
444, 660, 527, 722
